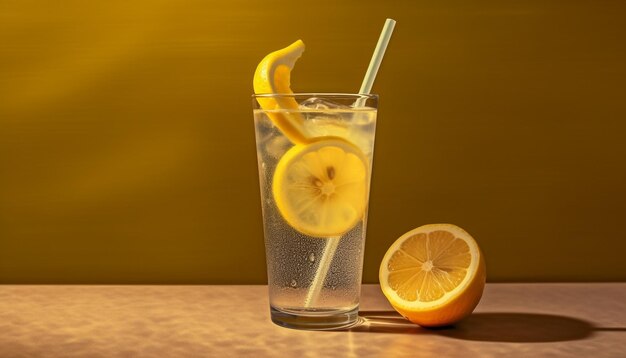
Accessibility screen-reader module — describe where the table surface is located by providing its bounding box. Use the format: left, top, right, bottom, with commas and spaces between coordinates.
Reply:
1, 284, 625, 357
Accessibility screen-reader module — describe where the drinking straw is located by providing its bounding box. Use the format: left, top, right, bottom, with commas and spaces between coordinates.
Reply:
304, 18, 396, 309
304, 235, 340, 308
359, 19, 396, 95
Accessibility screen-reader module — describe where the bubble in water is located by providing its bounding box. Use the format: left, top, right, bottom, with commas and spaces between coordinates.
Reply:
290, 280, 297, 288
308, 253, 316, 262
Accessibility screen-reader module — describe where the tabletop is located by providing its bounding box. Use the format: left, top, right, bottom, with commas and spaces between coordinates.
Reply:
1, 283, 624, 357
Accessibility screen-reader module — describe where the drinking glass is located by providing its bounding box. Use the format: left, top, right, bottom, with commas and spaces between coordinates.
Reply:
253, 93, 377, 330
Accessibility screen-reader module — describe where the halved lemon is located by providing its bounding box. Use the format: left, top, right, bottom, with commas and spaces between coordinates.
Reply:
253, 40, 309, 144
272, 137, 369, 237
379, 224, 486, 327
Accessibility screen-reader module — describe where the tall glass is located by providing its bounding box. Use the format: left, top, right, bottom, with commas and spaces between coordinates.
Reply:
253, 93, 377, 330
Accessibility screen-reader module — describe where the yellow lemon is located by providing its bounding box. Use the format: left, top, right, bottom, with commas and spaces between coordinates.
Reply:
253, 40, 309, 144
272, 137, 369, 237
379, 224, 486, 327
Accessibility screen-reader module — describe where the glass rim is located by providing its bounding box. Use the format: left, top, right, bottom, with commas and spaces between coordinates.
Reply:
252, 92, 378, 99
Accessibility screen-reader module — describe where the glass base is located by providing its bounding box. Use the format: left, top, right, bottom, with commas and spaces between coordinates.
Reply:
270, 306, 359, 330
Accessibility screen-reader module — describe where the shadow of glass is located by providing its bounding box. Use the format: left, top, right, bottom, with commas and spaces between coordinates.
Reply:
351, 311, 604, 343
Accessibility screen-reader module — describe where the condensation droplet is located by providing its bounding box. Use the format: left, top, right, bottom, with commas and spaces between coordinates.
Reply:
308, 253, 316, 262
290, 280, 297, 288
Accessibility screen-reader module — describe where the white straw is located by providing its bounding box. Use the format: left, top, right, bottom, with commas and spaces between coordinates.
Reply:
304, 236, 340, 308
359, 18, 396, 95
304, 18, 396, 309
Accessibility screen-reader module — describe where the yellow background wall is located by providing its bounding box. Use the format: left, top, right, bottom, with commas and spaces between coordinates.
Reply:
1, 1, 625, 283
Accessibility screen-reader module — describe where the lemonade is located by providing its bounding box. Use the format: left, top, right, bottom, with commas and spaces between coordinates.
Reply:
251, 35, 386, 329
253, 97, 377, 329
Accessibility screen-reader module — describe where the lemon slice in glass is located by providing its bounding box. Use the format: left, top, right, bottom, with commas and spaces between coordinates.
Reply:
272, 137, 369, 237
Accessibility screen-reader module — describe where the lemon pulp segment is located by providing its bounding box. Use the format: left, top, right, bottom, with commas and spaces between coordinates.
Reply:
387, 230, 471, 302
